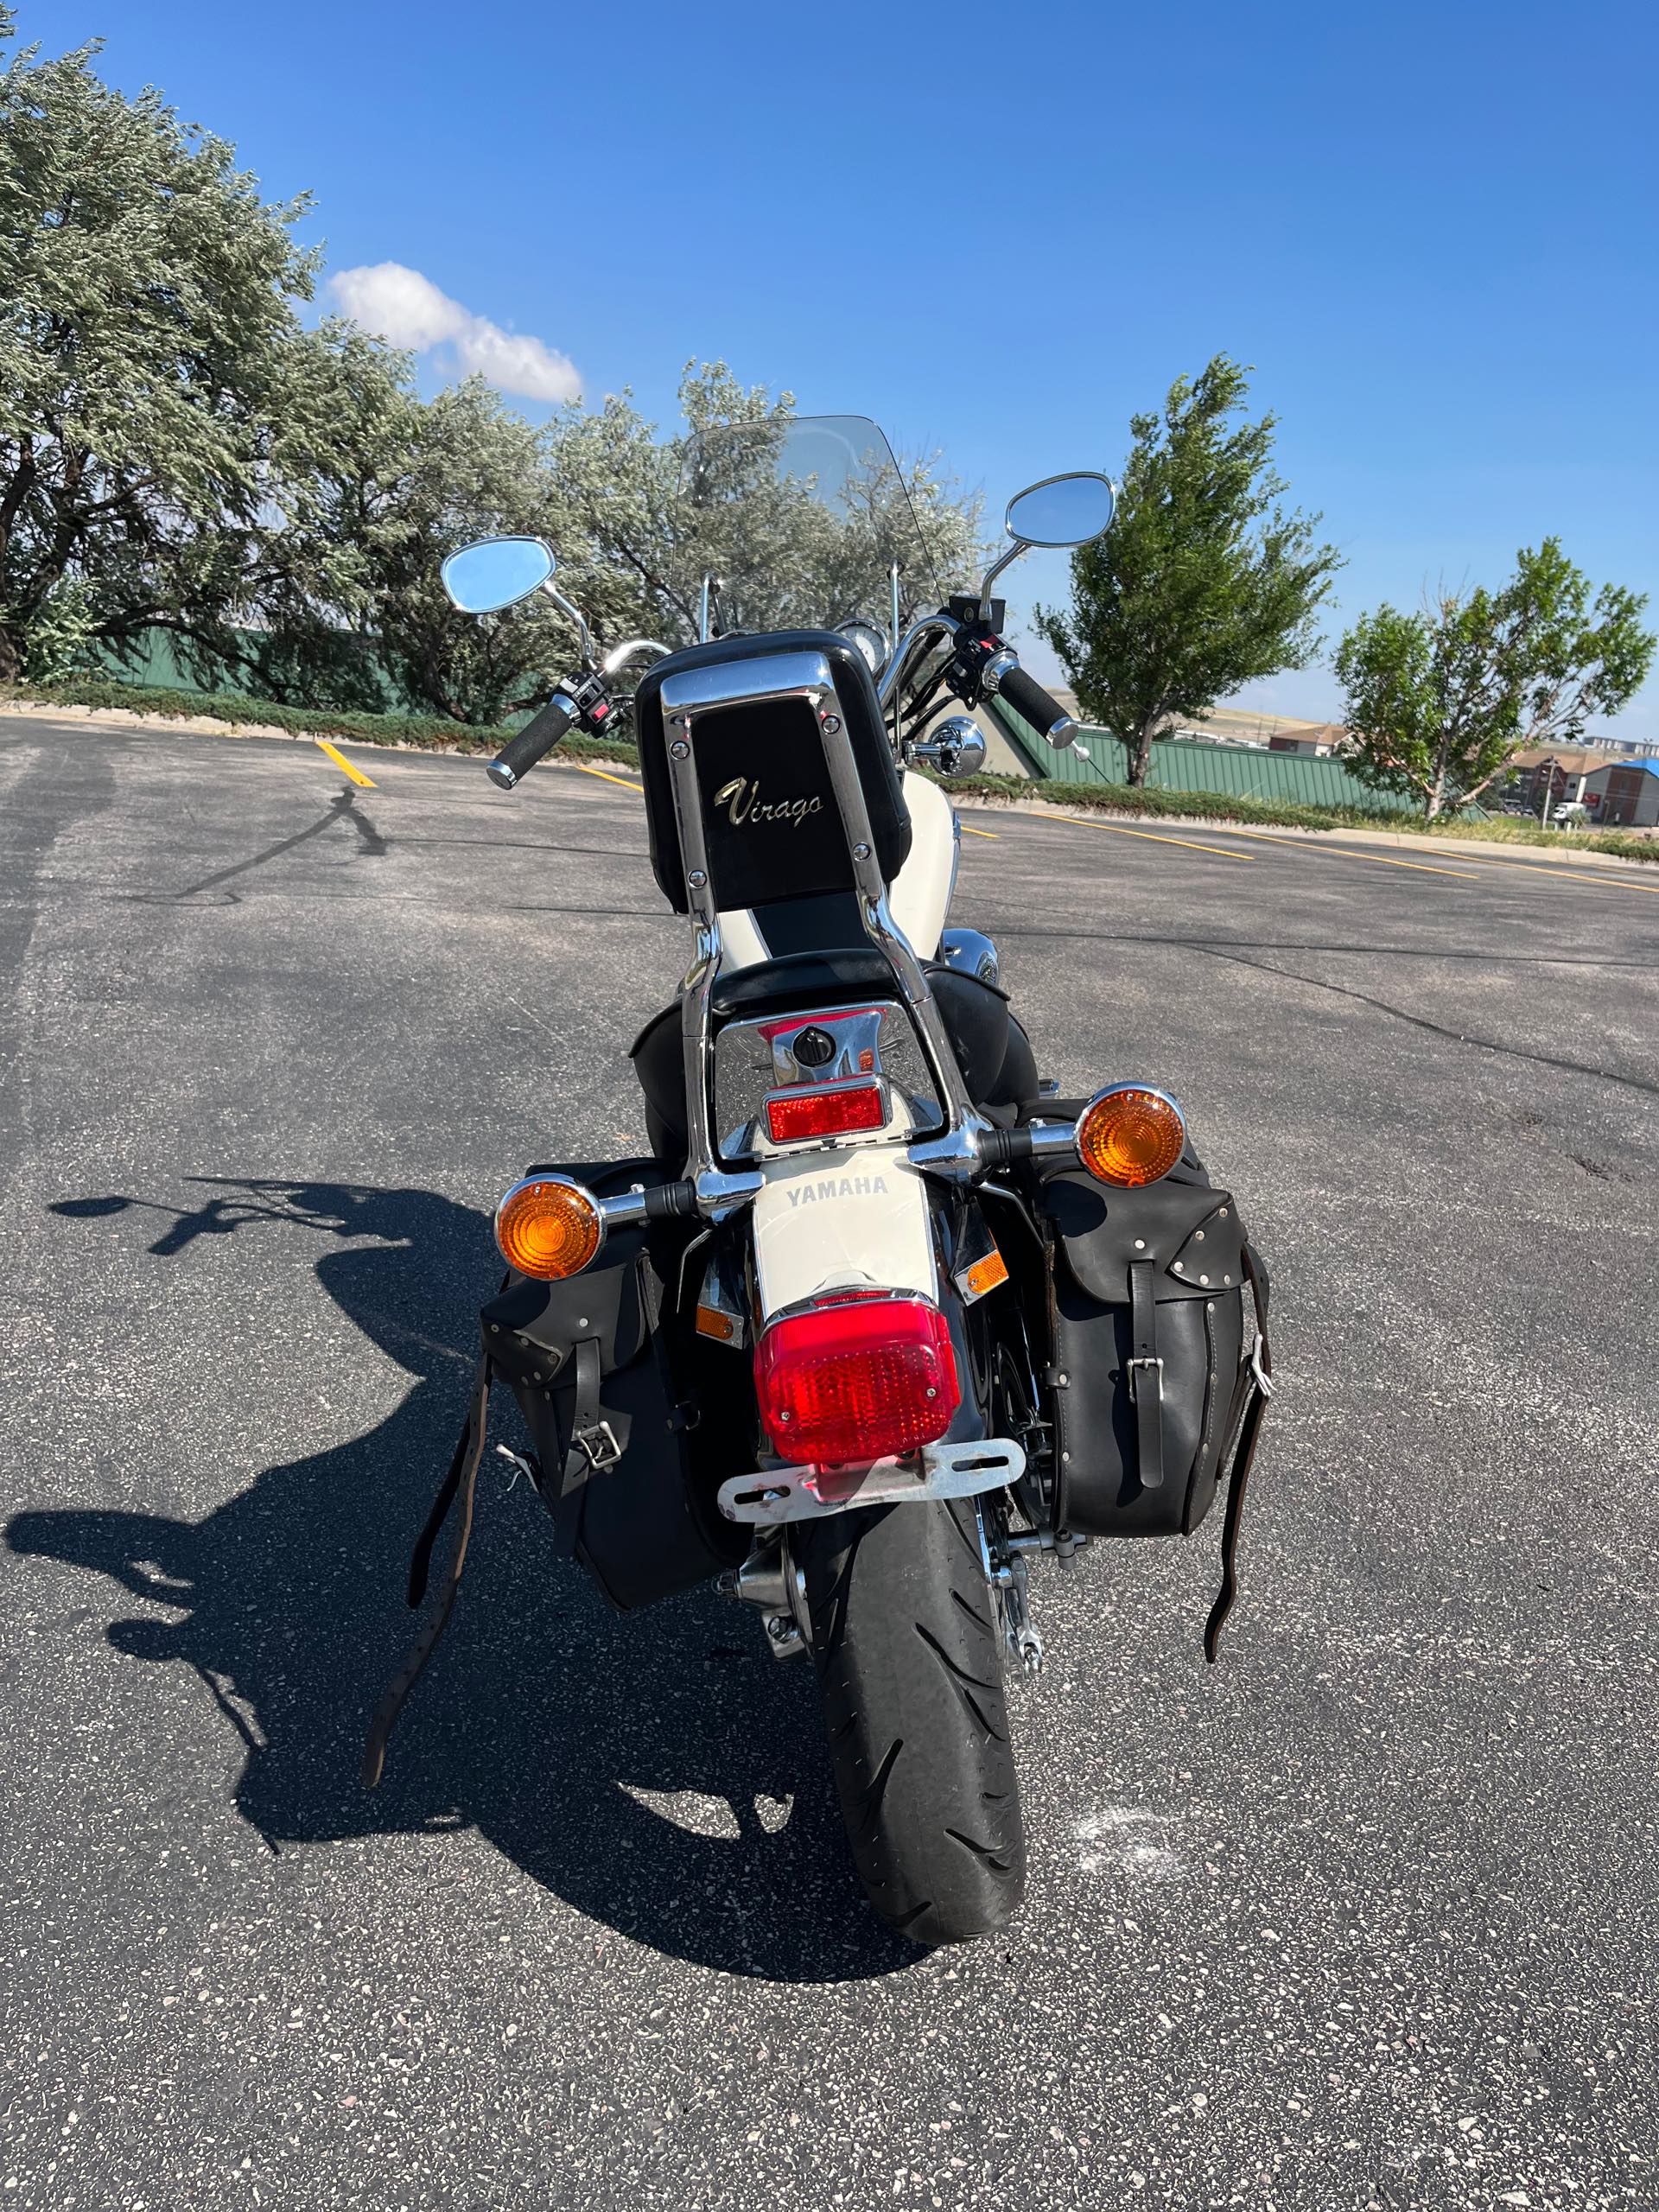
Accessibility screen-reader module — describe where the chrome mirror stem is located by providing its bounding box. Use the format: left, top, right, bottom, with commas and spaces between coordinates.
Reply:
537, 578, 597, 670
977, 540, 1028, 620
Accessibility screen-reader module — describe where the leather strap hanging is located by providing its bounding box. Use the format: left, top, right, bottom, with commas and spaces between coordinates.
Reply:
1127, 1259, 1165, 1491
547, 1335, 620, 1557
1203, 1244, 1274, 1662
362, 1351, 493, 1789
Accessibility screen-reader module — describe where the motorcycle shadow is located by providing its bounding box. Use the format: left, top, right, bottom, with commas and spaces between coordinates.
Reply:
9, 1179, 914, 1984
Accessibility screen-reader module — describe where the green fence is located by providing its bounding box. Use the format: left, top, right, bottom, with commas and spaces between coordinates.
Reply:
990, 701, 1420, 816
100, 626, 1422, 820
99, 626, 404, 710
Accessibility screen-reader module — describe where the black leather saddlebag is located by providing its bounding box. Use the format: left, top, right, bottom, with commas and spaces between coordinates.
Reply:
1039, 1160, 1260, 1541
482, 1158, 745, 1611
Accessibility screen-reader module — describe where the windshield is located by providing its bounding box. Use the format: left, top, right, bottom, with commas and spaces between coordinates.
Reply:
680, 414, 950, 639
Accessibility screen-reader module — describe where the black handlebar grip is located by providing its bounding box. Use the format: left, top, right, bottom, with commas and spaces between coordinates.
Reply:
487, 691, 575, 790
978, 1127, 1035, 1171
995, 664, 1077, 745
643, 1179, 699, 1222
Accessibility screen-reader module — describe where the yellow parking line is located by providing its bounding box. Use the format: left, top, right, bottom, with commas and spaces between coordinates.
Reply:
574, 762, 645, 792
1052, 813, 1255, 861
959, 823, 1000, 839
1195, 823, 1483, 880
1446, 850, 1659, 897
313, 738, 376, 788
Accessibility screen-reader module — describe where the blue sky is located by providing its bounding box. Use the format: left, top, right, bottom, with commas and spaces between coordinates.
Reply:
56, 0, 1659, 738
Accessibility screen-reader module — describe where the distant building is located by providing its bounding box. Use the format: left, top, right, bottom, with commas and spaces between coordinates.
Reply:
1267, 721, 1349, 758
1516, 751, 1608, 810
1166, 707, 1350, 753
1580, 757, 1659, 828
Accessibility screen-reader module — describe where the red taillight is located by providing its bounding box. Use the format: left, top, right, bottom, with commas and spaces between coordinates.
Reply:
753, 1294, 960, 1465
765, 1077, 887, 1146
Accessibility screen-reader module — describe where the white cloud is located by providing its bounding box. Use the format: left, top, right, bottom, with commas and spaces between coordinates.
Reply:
328, 262, 581, 404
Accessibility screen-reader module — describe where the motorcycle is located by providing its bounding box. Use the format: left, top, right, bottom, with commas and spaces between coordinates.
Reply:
364, 416, 1274, 1946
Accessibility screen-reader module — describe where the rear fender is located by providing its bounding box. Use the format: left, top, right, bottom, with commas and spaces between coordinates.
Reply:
750, 1143, 938, 1318
748, 1147, 985, 1449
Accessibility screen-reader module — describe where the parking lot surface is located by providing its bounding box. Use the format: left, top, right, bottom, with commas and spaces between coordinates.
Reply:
2, 715, 1656, 2211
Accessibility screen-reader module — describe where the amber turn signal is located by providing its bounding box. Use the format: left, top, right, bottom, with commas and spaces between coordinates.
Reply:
494, 1174, 604, 1281
1077, 1084, 1185, 1187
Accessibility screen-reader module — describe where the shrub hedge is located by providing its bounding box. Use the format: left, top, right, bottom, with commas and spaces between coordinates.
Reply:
9, 675, 1653, 863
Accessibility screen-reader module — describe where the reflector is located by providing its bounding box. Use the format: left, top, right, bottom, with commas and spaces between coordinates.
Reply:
494, 1175, 603, 1280
753, 1293, 960, 1466
765, 1077, 887, 1146
1077, 1084, 1185, 1187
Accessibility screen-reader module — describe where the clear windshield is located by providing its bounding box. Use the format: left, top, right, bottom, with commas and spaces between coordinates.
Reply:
680, 414, 946, 640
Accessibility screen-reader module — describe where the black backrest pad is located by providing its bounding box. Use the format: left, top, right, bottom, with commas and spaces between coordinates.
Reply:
634, 630, 912, 915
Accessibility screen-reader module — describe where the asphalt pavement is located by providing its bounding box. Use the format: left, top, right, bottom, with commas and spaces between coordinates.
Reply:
2, 714, 1656, 2212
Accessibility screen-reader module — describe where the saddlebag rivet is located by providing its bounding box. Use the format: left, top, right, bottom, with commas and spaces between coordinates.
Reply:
688, 868, 707, 887
1195, 1230, 1205, 1242
1224, 1274, 1231, 1285
853, 842, 870, 861
1060, 1451, 1071, 1464
822, 715, 842, 734
1199, 1274, 1209, 1285
1173, 1261, 1185, 1272
1133, 1238, 1146, 1250
1218, 1208, 1228, 1218
1056, 1372, 1069, 1387
670, 739, 690, 760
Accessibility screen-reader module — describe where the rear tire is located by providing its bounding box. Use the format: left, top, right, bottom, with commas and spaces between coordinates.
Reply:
795, 1497, 1026, 1946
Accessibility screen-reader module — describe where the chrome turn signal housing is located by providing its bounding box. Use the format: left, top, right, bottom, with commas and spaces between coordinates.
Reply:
494, 1173, 604, 1281
1077, 1084, 1185, 1187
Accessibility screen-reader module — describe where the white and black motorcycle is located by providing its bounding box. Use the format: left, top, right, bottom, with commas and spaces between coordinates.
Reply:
365, 417, 1274, 1947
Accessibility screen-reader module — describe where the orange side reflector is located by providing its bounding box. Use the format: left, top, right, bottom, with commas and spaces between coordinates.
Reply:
696, 1306, 737, 1343
963, 1249, 1009, 1299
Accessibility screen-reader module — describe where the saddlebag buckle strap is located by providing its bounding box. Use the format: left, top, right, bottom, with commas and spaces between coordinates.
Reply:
575, 1416, 622, 1471
1128, 1260, 1165, 1491
1126, 1355, 1163, 1401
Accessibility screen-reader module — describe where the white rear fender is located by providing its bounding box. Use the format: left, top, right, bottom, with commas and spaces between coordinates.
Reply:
751, 1144, 938, 1321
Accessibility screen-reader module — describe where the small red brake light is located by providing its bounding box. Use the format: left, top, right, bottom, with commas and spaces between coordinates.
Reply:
753, 1294, 960, 1466
765, 1077, 887, 1146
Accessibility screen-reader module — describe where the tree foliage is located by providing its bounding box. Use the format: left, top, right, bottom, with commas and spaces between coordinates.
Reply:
0, 22, 984, 725
1036, 356, 1342, 784
0, 19, 325, 680
1335, 543, 1655, 818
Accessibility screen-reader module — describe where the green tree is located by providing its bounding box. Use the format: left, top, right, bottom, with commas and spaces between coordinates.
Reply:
1036, 355, 1342, 784
1335, 542, 1655, 819
543, 362, 984, 651
0, 16, 325, 682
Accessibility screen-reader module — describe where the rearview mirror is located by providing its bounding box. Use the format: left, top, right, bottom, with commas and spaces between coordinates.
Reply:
441, 536, 556, 614
1004, 473, 1116, 550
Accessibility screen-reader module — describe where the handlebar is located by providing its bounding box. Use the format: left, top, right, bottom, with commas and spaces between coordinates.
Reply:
486, 690, 577, 790
988, 662, 1077, 746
